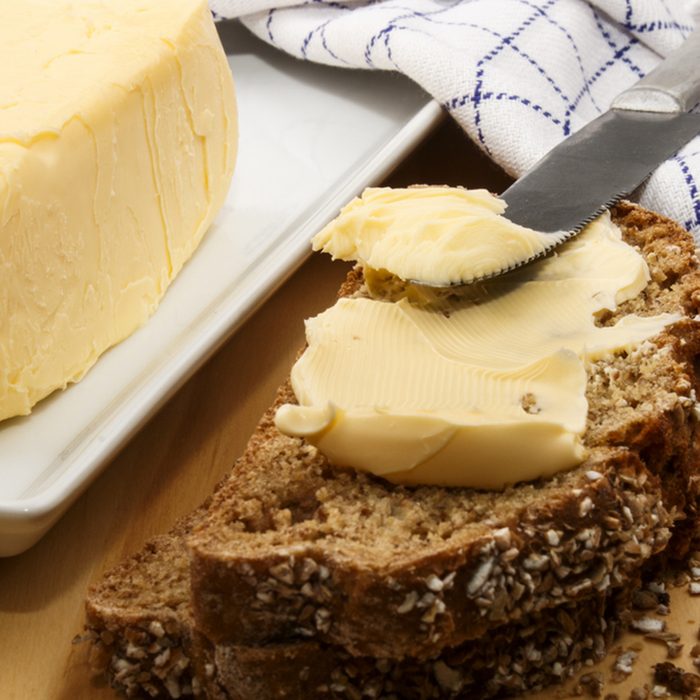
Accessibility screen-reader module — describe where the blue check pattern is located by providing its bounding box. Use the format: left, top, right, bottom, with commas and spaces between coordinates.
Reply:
212, 0, 700, 238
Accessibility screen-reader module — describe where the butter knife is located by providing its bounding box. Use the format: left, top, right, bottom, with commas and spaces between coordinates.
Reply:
499, 30, 700, 263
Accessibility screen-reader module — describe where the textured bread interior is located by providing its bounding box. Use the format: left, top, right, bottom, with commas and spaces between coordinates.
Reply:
92, 520, 196, 616
190, 403, 617, 554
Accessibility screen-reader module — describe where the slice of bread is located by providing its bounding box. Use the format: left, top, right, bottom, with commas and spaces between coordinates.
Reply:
87, 506, 635, 699
85, 202, 700, 697
213, 582, 632, 699
85, 512, 226, 699
187, 202, 700, 660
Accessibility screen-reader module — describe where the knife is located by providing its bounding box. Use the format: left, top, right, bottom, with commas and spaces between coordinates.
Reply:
498, 29, 700, 267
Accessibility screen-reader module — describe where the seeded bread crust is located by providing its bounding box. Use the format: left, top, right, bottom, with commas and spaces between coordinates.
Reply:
187, 202, 700, 660
214, 583, 631, 700
87, 508, 633, 700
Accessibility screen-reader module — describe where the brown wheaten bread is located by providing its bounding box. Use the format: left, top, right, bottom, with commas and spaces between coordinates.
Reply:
213, 582, 632, 699
187, 202, 700, 660
85, 202, 700, 697
86, 486, 638, 699
85, 512, 226, 699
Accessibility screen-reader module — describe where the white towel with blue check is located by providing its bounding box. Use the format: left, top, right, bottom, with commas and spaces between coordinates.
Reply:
211, 0, 700, 239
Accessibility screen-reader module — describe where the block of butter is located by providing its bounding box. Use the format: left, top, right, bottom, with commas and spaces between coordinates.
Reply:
0, 0, 237, 421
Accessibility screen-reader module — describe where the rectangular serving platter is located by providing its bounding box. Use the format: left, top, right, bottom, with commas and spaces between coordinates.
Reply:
0, 21, 443, 555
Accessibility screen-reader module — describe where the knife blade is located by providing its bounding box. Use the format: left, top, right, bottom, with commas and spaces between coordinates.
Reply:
498, 29, 700, 255
501, 110, 700, 234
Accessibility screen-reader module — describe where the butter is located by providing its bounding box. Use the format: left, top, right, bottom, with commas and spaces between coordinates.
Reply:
0, 0, 237, 421
277, 208, 680, 489
312, 187, 566, 285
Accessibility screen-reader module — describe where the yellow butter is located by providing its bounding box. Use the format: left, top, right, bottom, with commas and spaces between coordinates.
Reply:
0, 0, 237, 420
312, 186, 563, 285
277, 206, 679, 489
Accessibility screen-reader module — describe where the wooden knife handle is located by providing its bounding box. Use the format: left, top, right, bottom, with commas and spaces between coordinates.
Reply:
612, 30, 700, 114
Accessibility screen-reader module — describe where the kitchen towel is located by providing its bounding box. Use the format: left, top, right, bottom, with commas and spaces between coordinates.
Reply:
212, 0, 700, 239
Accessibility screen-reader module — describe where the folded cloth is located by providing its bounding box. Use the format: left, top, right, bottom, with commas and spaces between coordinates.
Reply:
212, 0, 700, 240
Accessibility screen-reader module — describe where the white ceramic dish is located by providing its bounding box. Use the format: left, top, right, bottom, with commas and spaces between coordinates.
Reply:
0, 21, 442, 556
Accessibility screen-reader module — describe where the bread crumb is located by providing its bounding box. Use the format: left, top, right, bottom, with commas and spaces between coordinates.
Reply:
643, 631, 683, 659
653, 662, 700, 695
632, 590, 659, 610
629, 688, 649, 700
611, 649, 638, 682
630, 688, 649, 700
630, 618, 665, 634
574, 672, 604, 697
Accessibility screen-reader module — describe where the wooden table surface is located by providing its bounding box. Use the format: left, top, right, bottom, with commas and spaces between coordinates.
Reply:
1, 118, 699, 700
